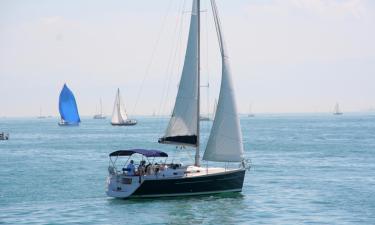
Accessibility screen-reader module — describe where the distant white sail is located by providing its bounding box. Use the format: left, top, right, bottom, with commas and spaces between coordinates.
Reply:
111, 89, 128, 124
333, 102, 343, 115
212, 99, 218, 119
159, 0, 199, 146
248, 104, 255, 117
203, 0, 244, 162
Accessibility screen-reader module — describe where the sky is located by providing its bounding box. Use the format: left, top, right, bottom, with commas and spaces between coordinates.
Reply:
0, 0, 374, 117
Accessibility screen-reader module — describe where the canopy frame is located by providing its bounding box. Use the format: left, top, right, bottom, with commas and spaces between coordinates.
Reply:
109, 149, 168, 158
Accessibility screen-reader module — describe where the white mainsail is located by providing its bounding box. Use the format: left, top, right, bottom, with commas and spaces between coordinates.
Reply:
203, 0, 244, 162
111, 89, 128, 124
159, 0, 199, 146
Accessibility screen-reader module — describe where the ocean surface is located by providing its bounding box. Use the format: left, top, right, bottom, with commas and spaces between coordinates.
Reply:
1, 114, 374, 224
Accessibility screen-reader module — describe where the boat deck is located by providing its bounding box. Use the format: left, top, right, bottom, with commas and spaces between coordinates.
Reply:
134, 165, 241, 180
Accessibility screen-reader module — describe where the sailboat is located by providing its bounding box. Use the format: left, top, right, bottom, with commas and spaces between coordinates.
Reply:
37, 107, 47, 119
58, 83, 81, 126
93, 98, 106, 119
212, 98, 218, 120
106, 0, 248, 198
199, 115, 210, 121
248, 104, 255, 117
199, 82, 210, 121
333, 103, 343, 115
111, 88, 137, 126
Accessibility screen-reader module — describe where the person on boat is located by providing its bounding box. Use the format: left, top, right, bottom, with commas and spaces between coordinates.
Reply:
154, 163, 160, 173
126, 160, 135, 176
138, 160, 146, 175
145, 163, 154, 175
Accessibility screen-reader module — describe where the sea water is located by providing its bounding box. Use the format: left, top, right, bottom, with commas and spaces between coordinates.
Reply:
0, 114, 374, 224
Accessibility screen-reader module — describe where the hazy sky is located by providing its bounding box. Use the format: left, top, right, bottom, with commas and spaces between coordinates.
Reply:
1, 0, 374, 117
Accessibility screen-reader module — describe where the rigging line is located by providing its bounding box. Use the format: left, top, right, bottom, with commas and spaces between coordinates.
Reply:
156, 0, 187, 133
185, 147, 195, 164
157, 0, 187, 133
175, 1, 189, 92
211, 0, 225, 57
129, 0, 174, 116
162, 0, 188, 120
160, 0, 187, 118
157, 0, 186, 117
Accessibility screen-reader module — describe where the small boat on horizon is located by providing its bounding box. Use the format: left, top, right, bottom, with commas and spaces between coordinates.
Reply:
199, 115, 210, 121
93, 98, 106, 119
333, 103, 343, 115
248, 104, 255, 117
111, 88, 137, 126
0, 132, 9, 140
58, 83, 81, 126
37, 107, 47, 119
199, 99, 217, 121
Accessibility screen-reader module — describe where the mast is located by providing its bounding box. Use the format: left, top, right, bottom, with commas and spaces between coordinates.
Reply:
100, 98, 103, 115
195, 0, 201, 167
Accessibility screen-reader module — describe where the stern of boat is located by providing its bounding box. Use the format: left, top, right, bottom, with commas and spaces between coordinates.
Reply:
106, 173, 142, 198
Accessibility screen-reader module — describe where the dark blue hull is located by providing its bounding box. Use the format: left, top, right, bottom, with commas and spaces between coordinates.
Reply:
131, 169, 245, 198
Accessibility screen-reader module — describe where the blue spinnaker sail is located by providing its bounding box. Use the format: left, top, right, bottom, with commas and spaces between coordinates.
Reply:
59, 84, 81, 124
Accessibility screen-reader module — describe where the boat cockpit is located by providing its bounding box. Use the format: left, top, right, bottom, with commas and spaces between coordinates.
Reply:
108, 149, 190, 179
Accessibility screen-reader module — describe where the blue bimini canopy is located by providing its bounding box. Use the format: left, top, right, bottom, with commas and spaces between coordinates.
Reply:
109, 149, 168, 157
59, 83, 81, 123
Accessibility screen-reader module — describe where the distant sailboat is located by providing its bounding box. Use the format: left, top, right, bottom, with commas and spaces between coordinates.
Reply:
37, 107, 46, 119
199, 82, 210, 121
333, 103, 343, 115
93, 98, 106, 119
199, 115, 210, 121
58, 83, 81, 126
111, 88, 137, 126
212, 99, 218, 119
248, 104, 255, 117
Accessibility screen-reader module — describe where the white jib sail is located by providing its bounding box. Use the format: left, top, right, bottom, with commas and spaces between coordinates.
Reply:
203, 0, 244, 162
111, 89, 128, 124
160, 0, 199, 145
